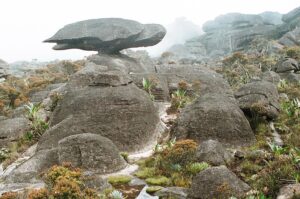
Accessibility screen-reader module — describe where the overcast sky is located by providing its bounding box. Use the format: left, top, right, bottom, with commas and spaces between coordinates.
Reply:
1, 0, 299, 63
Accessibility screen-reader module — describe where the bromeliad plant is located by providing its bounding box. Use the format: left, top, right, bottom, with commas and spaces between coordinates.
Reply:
281, 98, 300, 118
24, 102, 49, 141
142, 78, 155, 100
268, 142, 287, 156
24, 102, 42, 121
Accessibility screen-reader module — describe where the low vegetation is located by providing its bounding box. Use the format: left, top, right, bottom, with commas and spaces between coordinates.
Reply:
229, 80, 300, 198
1, 102, 49, 168
168, 80, 196, 113
134, 139, 210, 188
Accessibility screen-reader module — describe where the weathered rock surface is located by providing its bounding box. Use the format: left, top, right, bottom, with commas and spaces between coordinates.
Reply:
4, 149, 58, 183
277, 184, 300, 199
87, 53, 155, 73
171, 93, 255, 147
279, 72, 300, 83
188, 166, 251, 199
82, 175, 112, 192
168, 12, 283, 59
279, 27, 300, 46
44, 18, 166, 53
273, 58, 299, 73
37, 62, 160, 153
235, 81, 280, 119
261, 71, 281, 84
154, 187, 188, 199
58, 133, 126, 173
163, 64, 255, 147
282, 6, 300, 23
0, 118, 30, 147
156, 64, 233, 96
196, 140, 232, 166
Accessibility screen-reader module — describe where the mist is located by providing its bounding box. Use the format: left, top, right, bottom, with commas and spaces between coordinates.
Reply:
1, 0, 300, 62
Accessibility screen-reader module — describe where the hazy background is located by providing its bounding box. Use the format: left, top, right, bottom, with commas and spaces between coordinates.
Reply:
1, 0, 300, 62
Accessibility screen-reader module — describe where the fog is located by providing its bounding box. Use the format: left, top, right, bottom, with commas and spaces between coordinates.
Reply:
0, 0, 299, 62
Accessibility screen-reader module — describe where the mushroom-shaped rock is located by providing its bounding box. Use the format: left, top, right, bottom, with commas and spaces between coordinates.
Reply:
235, 81, 280, 119
196, 140, 232, 166
188, 166, 251, 199
58, 133, 126, 174
44, 18, 166, 53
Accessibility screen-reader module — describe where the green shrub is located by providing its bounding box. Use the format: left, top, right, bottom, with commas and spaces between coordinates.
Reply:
146, 186, 163, 194
0, 148, 10, 162
186, 162, 210, 175
281, 98, 300, 118
160, 139, 197, 166
120, 152, 129, 163
142, 78, 155, 100
134, 167, 156, 179
108, 175, 132, 186
145, 176, 171, 186
285, 47, 300, 60
254, 155, 298, 197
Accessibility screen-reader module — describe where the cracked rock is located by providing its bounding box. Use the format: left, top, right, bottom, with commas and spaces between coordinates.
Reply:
235, 80, 280, 119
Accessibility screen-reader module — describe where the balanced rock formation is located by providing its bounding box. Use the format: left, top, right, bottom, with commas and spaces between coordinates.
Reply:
188, 166, 251, 199
44, 18, 166, 53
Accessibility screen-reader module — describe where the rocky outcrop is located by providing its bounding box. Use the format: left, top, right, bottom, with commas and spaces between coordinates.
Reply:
272, 58, 300, 83
4, 149, 59, 183
273, 58, 299, 73
167, 6, 300, 61
37, 62, 160, 153
188, 166, 251, 199
282, 6, 300, 26
235, 81, 280, 119
172, 93, 255, 147
44, 18, 166, 53
196, 140, 232, 166
58, 133, 126, 173
279, 27, 300, 46
277, 184, 300, 199
261, 71, 281, 84
0, 118, 30, 147
87, 53, 156, 73
168, 12, 284, 59
154, 187, 188, 199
